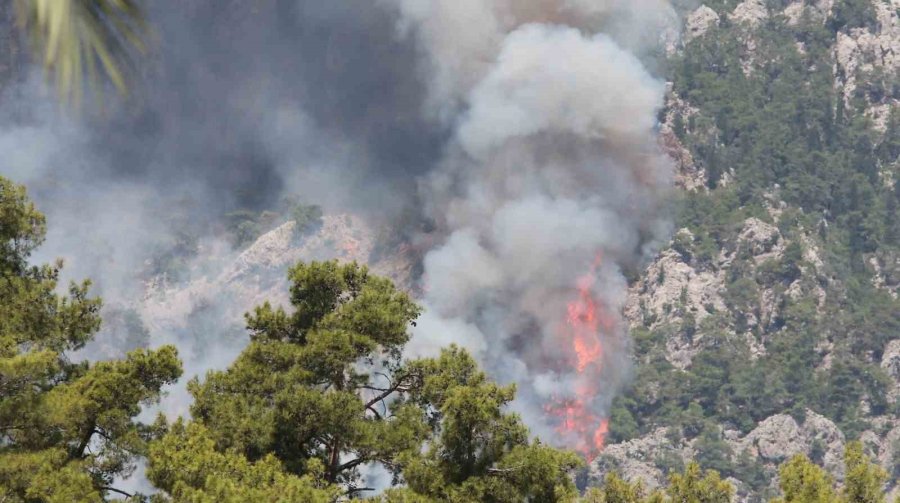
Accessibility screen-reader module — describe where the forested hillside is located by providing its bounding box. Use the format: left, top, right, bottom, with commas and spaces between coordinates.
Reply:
595, 0, 900, 500
2, 0, 900, 502
1, 175, 896, 502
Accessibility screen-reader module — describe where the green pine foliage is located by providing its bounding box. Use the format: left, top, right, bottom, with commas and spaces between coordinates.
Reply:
146, 260, 584, 501
0, 176, 183, 501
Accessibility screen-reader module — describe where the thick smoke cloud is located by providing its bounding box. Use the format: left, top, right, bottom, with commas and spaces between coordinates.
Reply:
393, 1, 675, 447
1, 0, 442, 382
1, 0, 676, 456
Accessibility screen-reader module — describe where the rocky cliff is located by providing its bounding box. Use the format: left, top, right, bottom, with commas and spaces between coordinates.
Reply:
594, 1, 900, 500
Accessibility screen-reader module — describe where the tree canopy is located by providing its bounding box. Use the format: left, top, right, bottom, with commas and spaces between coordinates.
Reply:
146, 260, 583, 501
0, 175, 182, 501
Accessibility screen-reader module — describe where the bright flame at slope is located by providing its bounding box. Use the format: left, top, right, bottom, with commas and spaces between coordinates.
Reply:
568, 272, 602, 372
547, 255, 611, 461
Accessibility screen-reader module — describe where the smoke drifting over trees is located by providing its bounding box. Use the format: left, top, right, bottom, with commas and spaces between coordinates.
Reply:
0, 0, 675, 454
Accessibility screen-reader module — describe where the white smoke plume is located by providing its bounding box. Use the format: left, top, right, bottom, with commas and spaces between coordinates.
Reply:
0, 0, 677, 459
394, 1, 676, 450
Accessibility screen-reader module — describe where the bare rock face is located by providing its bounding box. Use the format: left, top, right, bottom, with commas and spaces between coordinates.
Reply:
594, 411, 848, 496
735, 217, 784, 264
784, 0, 834, 25
606, 3, 900, 499
661, 88, 707, 191
876, 424, 900, 469
729, 410, 845, 476
661, 129, 705, 192
624, 231, 728, 369
221, 221, 301, 283
834, 0, 900, 126
685, 6, 720, 43
737, 415, 805, 461
591, 428, 690, 491
138, 213, 415, 375
726, 0, 770, 74
624, 216, 795, 368
869, 251, 900, 298
882, 339, 900, 386
800, 411, 847, 476
729, 0, 769, 27
142, 215, 380, 334
596, 410, 896, 502
800, 234, 826, 273
625, 247, 726, 325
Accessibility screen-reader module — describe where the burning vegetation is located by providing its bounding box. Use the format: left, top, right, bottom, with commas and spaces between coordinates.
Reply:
547, 256, 614, 460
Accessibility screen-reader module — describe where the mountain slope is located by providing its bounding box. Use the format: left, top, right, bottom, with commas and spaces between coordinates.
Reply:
593, 0, 900, 500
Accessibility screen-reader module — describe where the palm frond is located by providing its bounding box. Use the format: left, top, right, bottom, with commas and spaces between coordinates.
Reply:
14, 0, 148, 106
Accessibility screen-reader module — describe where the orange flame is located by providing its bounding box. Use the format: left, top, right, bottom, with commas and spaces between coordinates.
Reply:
547, 255, 610, 461
341, 239, 360, 257
567, 274, 602, 372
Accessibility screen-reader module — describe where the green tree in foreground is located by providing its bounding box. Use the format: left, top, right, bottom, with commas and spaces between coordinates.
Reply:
147, 260, 582, 502
0, 175, 183, 501
582, 463, 731, 503
773, 454, 836, 503
584, 441, 892, 503
841, 441, 888, 503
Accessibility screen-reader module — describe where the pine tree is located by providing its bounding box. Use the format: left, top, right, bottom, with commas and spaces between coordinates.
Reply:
0, 176, 182, 501
148, 260, 582, 501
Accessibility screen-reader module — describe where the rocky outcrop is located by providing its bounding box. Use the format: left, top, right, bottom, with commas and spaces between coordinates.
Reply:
729, 0, 768, 28
731, 410, 846, 477
875, 424, 900, 471
662, 88, 707, 191
593, 410, 850, 500
135, 212, 416, 417
595, 410, 900, 500
869, 251, 900, 298
625, 245, 725, 325
882, 340, 900, 400
590, 428, 691, 491
833, 0, 900, 128
685, 6, 720, 43
606, 3, 900, 500
783, 0, 834, 25
734, 218, 784, 264
141, 214, 402, 335
725, 0, 771, 74
625, 215, 801, 367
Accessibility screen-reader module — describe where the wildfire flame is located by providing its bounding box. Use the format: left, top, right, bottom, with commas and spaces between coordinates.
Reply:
547, 255, 611, 461
341, 239, 360, 257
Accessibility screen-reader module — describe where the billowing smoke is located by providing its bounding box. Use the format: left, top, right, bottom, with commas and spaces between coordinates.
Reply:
395, 1, 675, 453
0, 0, 445, 415
0, 0, 676, 457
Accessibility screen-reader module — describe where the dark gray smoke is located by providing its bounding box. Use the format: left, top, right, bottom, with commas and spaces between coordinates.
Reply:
0, 0, 677, 459
2, 0, 448, 333
5, 1, 444, 215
